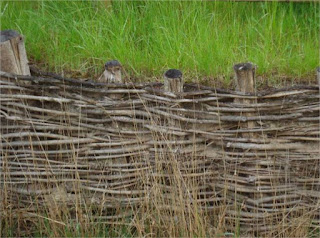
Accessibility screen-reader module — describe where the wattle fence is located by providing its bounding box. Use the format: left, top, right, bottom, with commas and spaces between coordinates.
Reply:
0, 65, 319, 236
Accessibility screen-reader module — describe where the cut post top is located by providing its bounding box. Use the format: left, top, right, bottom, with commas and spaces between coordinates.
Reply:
233, 62, 255, 72
0, 29, 20, 43
98, 60, 123, 84
164, 69, 183, 79
233, 62, 256, 94
164, 69, 183, 93
0, 29, 30, 76
105, 60, 122, 70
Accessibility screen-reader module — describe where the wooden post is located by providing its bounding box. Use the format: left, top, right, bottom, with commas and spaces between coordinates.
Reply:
233, 62, 256, 138
97, 60, 124, 99
98, 60, 123, 84
233, 62, 255, 94
164, 69, 183, 93
0, 30, 31, 76
163, 69, 184, 139
98, 60, 126, 167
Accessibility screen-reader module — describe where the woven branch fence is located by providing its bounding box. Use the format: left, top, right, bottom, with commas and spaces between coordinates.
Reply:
0, 65, 319, 236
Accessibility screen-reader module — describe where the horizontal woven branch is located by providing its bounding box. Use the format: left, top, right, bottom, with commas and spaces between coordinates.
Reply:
0, 70, 319, 234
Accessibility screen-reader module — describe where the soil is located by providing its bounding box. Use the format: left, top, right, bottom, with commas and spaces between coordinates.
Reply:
28, 58, 319, 92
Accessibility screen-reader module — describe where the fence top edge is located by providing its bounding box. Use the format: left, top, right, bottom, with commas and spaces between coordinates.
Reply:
0, 70, 318, 97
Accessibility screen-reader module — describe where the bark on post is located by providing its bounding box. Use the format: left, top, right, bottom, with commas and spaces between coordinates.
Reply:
98, 60, 123, 84
98, 60, 127, 167
163, 69, 183, 131
234, 62, 255, 94
0, 30, 31, 76
233, 62, 256, 138
98, 60, 123, 100
164, 69, 183, 94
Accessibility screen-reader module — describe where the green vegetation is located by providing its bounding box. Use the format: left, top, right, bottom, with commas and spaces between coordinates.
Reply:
1, 1, 319, 83
1, 2, 319, 237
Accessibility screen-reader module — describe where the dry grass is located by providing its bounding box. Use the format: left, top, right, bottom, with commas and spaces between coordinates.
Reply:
0, 70, 319, 237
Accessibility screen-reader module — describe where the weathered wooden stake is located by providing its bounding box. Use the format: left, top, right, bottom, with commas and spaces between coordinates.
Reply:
164, 69, 183, 93
233, 62, 255, 93
163, 69, 183, 132
98, 60, 123, 84
233, 62, 256, 138
98, 60, 123, 100
0, 30, 31, 76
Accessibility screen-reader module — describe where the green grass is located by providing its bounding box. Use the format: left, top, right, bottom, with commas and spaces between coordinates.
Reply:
0, 1, 319, 83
